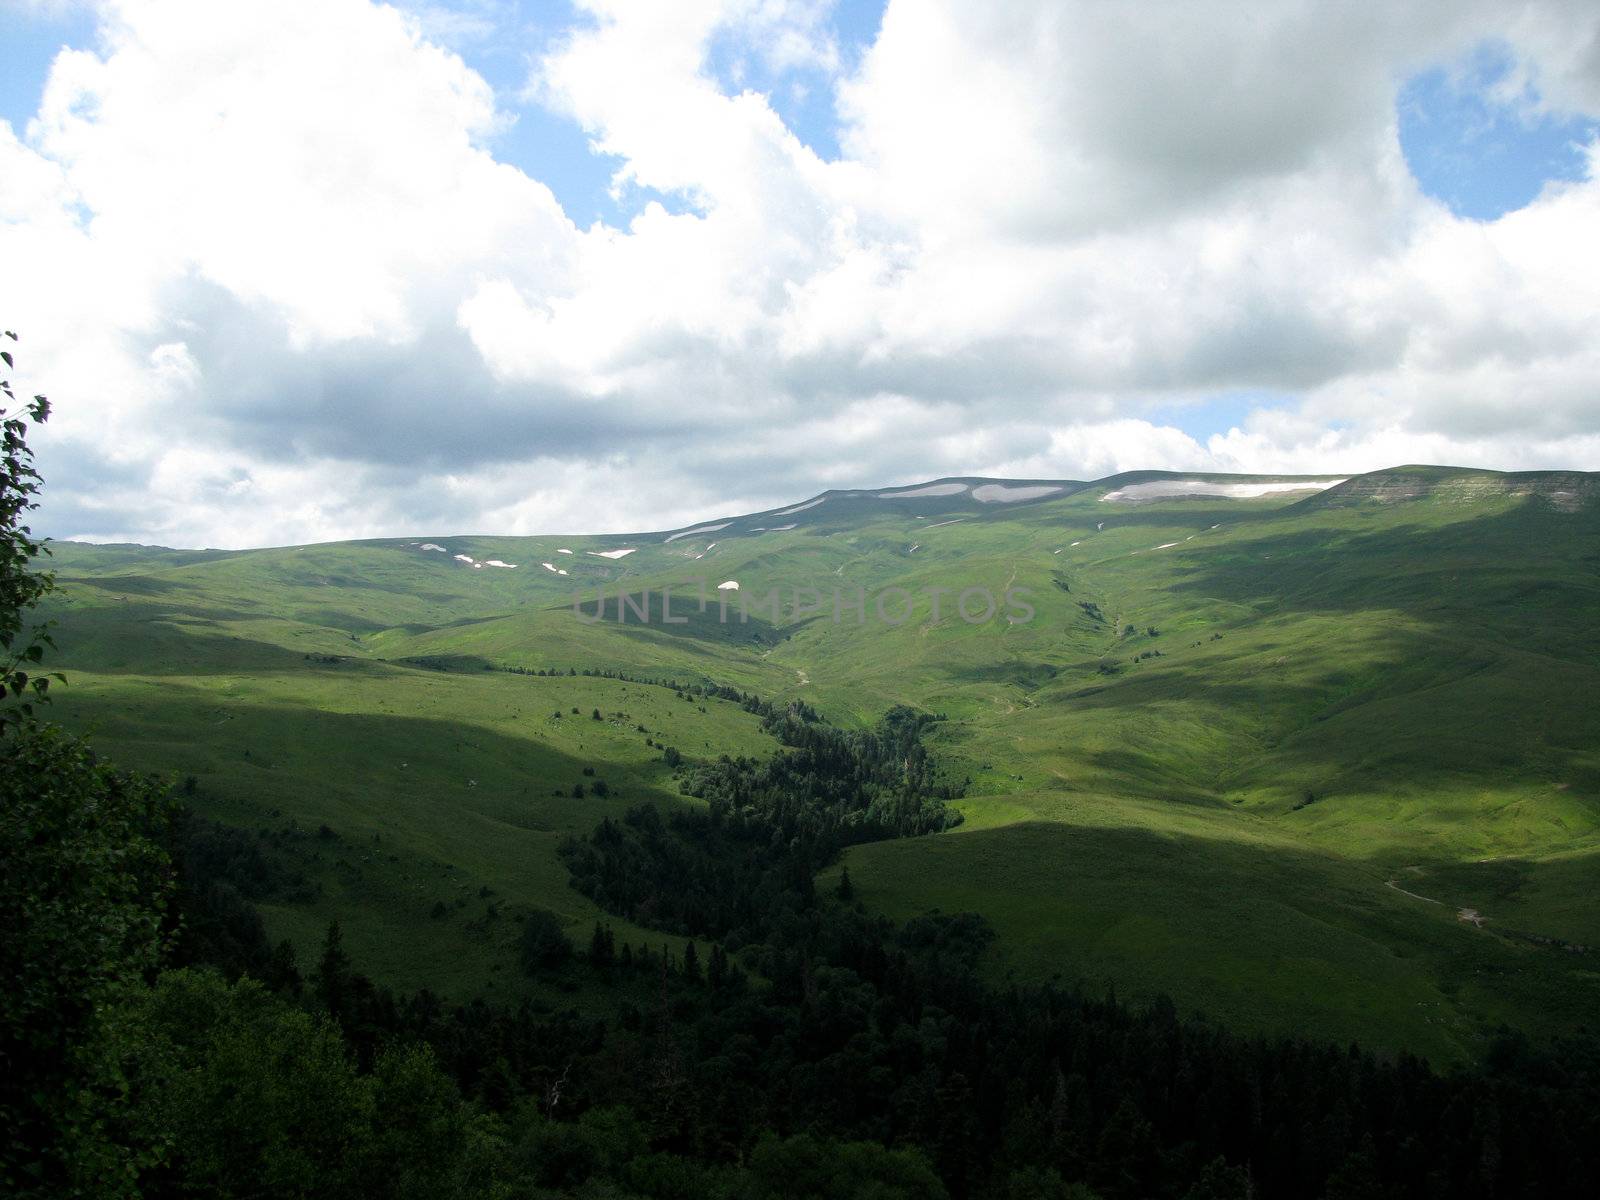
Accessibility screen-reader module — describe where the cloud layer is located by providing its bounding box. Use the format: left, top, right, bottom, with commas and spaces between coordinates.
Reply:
3, 0, 1600, 546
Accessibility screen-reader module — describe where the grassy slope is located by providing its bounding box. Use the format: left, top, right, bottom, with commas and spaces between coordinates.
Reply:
39, 470, 1600, 1059
44, 546, 781, 1002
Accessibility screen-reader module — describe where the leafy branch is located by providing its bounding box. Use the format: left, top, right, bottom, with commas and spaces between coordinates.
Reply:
0, 331, 62, 730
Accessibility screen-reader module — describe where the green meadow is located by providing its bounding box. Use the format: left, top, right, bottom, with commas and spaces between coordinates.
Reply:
41, 468, 1600, 1061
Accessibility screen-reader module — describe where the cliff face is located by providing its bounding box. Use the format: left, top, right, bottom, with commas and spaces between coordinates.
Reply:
1307, 467, 1600, 511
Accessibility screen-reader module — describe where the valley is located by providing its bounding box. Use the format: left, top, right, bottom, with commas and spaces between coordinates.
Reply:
43, 467, 1600, 1064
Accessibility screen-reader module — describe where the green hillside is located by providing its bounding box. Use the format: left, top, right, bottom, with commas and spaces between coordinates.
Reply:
41, 467, 1600, 1062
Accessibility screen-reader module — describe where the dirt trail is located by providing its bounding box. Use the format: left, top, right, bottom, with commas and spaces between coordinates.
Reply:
1385, 877, 1489, 928
1384, 878, 1442, 904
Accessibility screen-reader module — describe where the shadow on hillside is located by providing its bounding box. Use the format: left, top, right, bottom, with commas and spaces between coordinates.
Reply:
57, 572, 191, 597
44, 599, 389, 678
49, 682, 716, 840
1157, 499, 1600, 648
852, 818, 1600, 1062
527, 594, 790, 653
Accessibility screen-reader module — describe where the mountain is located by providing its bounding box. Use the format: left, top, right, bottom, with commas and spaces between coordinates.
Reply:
41, 466, 1600, 1063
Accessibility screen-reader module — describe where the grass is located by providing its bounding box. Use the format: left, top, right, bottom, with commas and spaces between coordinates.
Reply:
38, 467, 1600, 1060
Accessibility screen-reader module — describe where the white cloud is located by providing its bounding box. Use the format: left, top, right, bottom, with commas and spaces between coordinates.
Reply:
3, 0, 1600, 548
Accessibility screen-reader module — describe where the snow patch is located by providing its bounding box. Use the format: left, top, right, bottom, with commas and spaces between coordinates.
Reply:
972, 483, 1062, 503
587, 547, 637, 559
556, 548, 572, 554
454, 554, 475, 564
878, 482, 968, 499
774, 496, 825, 516
1101, 479, 1346, 503
1154, 542, 1181, 550
665, 522, 730, 543
485, 560, 517, 569
418, 543, 447, 552
717, 580, 739, 590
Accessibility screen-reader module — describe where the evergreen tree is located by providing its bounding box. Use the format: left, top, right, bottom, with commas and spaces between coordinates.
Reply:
313, 920, 352, 1022
519, 910, 572, 974
589, 922, 616, 971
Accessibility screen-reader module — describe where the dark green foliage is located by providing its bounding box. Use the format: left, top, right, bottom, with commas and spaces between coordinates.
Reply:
518, 908, 572, 973
561, 706, 960, 938
0, 336, 58, 730
0, 723, 174, 1197
125, 970, 490, 1199
266, 939, 303, 997
743, 1131, 950, 1198
165, 810, 306, 978
1181, 1157, 1249, 1200
314, 921, 353, 1022
589, 921, 616, 970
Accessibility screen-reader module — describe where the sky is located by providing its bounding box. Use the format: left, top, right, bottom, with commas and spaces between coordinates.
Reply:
3, 0, 1600, 548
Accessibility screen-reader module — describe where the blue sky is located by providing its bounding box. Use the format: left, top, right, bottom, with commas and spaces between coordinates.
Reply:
1398, 41, 1599, 221
7, 4, 1587, 231
1, 3, 99, 133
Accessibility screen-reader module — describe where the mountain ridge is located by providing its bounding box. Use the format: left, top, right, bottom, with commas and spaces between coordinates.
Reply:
54, 464, 1600, 555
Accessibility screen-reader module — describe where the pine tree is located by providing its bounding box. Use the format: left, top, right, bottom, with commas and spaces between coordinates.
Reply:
313, 921, 351, 1022
589, 922, 615, 971
682, 940, 701, 983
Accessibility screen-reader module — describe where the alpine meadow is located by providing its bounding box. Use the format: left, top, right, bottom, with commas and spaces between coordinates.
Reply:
7, 3, 1600, 1199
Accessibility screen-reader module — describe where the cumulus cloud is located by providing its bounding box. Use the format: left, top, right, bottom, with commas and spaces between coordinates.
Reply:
2, 0, 1600, 546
